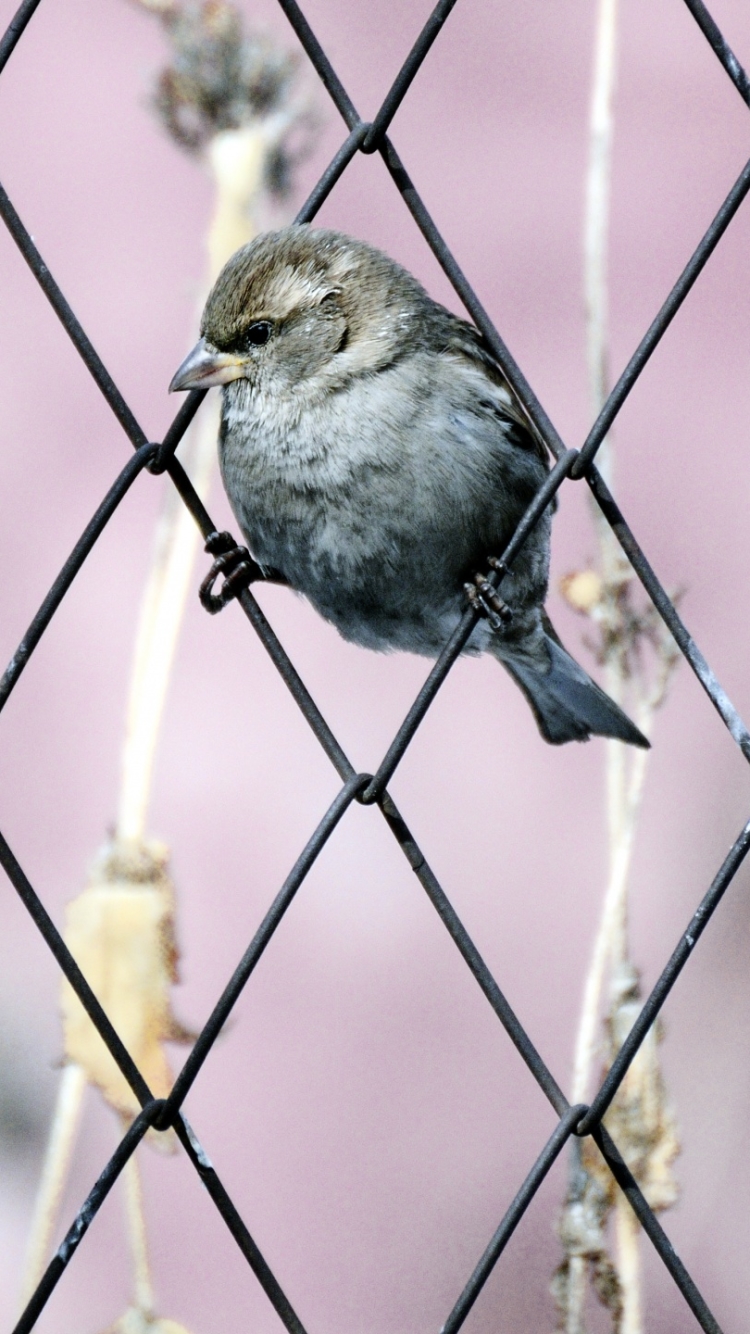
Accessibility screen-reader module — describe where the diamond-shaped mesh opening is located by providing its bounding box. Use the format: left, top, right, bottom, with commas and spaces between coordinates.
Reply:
1, 1, 750, 1331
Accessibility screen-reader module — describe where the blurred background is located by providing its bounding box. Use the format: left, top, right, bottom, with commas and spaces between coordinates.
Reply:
0, 0, 750, 1329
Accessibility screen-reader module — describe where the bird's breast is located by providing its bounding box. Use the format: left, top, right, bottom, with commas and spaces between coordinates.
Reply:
216, 360, 549, 649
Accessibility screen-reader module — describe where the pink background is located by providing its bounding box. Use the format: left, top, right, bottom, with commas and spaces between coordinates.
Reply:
1, 0, 750, 1330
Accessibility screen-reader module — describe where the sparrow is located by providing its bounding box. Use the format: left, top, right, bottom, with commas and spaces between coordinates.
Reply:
170, 226, 647, 748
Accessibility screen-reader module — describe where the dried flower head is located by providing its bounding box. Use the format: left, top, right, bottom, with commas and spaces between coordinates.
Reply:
560, 564, 681, 696
60, 838, 192, 1147
555, 964, 680, 1330
559, 569, 604, 616
153, 1, 299, 157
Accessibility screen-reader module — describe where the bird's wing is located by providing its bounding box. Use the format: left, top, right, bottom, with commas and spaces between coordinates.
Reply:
435, 310, 549, 466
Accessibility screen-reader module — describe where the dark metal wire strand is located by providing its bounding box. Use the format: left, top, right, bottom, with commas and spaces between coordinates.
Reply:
0, 826, 153, 1107
276, 0, 359, 128
593, 1125, 723, 1333
361, 0, 461, 152
379, 794, 570, 1116
0, 0, 43, 74
1, 813, 310, 1333
0, 180, 147, 447
440, 1105, 586, 1334
587, 468, 750, 759
174, 1116, 309, 1334
295, 122, 370, 223
573, 152, 750, 476
0, 183, 235, 543
681, 0, 750, 106
235, 586, 357, 781
150, 389, 207, 472
160, 773, 369, 1119
0, 442, 158, 714
579, 817, 750, 1135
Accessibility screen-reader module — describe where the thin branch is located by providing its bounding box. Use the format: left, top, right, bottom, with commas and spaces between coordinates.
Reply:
122, 1148, 154, 1317
584, 0, 619, 480
560, 5, 683, 1333
615, 1198, 641, 1334
571, 743, 650, 1107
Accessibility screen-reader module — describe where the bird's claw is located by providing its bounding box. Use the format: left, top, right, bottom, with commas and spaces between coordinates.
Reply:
199, 530, 259, 614
464, 558, 512, 632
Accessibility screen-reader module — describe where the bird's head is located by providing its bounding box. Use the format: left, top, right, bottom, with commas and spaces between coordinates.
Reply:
169, 226, 427, 400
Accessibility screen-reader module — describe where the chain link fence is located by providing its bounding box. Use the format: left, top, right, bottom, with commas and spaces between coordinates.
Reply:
1, 0, 749, 1330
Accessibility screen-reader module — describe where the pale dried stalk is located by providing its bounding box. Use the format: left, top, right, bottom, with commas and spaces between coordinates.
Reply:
563, 1257, 587, 1334
584, 0, 619, 491
566, 0, 644, 1329
123, 1150, 154, 1317
104, 126, 270, 1312
571, 747, 648, 1106
564, 0, 683, 1326
117, 124, 270, 843
573, 0, 623, 1104
572, 633, 677, 1113
19, 1063, 87, 1307
21, 123, 282, 1317
580, 0, 639, 1076
615, 1199, 641, 1334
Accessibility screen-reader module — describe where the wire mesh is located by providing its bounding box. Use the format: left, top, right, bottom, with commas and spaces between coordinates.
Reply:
0, 1, 749, 1331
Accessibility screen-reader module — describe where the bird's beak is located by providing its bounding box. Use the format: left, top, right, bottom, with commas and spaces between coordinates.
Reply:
169, 338, 248, 392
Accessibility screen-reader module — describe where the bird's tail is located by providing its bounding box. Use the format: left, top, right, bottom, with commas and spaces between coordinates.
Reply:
500, 634, 649, 748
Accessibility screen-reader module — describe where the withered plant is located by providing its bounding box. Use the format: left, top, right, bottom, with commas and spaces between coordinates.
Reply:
18, 7, 314, 1329
553, 3, 681, 1332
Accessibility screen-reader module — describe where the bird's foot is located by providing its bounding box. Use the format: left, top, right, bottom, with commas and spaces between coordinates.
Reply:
199, 531, 261, 614
464, 557, 513, 632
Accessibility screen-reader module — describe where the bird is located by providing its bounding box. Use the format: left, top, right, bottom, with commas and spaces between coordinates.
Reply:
170, 225, 647, 748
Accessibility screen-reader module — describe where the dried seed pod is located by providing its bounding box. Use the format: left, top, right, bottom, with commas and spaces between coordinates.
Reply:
60, 840, 192, 1142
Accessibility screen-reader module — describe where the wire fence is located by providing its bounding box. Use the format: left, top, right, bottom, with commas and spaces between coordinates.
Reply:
0, 0, 749, 1330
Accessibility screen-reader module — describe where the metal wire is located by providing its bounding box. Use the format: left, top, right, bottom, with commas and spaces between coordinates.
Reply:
0, 1, 748, 1330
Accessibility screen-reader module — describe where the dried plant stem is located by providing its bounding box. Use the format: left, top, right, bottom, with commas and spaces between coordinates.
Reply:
571, 744, 650, 1106
116, 399, 219, 843
615, 1196, 642, 1334
112, 125, 278, 1316
117, 125, 269, 843
122, 1149, 154, 1316
567, 1, 649, 1330
20, 125, 278, 1314
584, 0, 618, 487
563, 1256, 588, 1334
18, 1062, 87, 1309
573, 0, 625, 1102
566, 0, 681, 1323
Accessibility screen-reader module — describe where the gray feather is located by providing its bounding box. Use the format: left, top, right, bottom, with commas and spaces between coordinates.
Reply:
500, 636, 649, 747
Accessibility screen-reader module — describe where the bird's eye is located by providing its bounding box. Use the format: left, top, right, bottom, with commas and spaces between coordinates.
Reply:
245, 320, 273, 347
